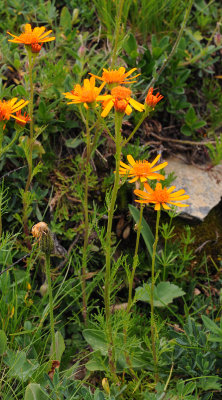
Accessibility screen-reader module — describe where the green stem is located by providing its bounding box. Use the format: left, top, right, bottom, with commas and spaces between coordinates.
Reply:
23, 50, 35, 238
81, 109, 90, 324
0, 129, 21, 159
104, 111, 123, 381
45, 253, 56, 360
110, 0, 125, 68
94, 108, 115, 142
124, 109, 149, 145
127, 201, 144, 311
150, 208, 161, 383
25, 50, 34, 193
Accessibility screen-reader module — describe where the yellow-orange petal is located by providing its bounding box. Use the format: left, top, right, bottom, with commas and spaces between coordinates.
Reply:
101, 100, 114, 117
127, 154, 136, 167
143, 182, 154, 193
129, 98, 144, 111
162, 203, 171, 210
129, 176, 138, 183
120, 161, 130, 169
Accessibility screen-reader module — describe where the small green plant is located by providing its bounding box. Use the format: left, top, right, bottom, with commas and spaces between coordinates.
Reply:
205, 134, 222, 166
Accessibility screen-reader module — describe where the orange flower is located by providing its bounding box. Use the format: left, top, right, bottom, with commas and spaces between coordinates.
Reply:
119, 154, 167, 183
97, 86, 144, 117
134, 182, 190, 211
145, 87, 163, 108
90, 67, 140, 88
7, 24, 55, 46
0, 98, 29, 124
15, 110, 31, 126
63, 77, 105, 109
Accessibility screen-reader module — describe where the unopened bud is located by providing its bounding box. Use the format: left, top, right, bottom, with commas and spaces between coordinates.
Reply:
40, 282, 48, 297
31, 222, 54, 255
102, 378, 110, 394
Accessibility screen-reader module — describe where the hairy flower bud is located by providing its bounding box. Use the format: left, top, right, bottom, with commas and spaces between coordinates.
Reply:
31, 222, 54, 255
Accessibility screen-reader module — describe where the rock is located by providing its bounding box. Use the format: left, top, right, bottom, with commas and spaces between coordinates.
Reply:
164, 157, 222, 220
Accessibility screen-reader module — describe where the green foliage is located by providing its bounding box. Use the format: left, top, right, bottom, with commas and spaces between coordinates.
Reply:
129, 204, 154, 259
135, 281, 185, 307
0, 0, 221, 398
181, 106, 206, 136
205, 134, 222, 166
24, 383, 48, 400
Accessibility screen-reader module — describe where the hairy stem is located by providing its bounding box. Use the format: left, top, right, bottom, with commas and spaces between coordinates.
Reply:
45, 253, 56, 360
150, 209, 161, 383
127, 201, 144, 311
104, 112, 123, 381
81, 109, 90, 324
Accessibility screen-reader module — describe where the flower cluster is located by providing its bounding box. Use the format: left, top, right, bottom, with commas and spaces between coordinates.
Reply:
63, 67, 163, 117
7, 24, 55, 54
119, 153, 189, 211
0, 98, 29, 126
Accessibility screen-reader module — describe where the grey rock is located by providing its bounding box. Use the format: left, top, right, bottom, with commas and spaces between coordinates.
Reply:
164, 157, 222, 220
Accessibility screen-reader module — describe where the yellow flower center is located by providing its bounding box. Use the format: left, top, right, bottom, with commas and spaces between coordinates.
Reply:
111, 86, 131, 100
102, 69, 124, 84
133, 161, 152, 176
72, 86, 97, 103
153, 187, 169, 203
19, 32, 39, 44
0, 100, 12, 120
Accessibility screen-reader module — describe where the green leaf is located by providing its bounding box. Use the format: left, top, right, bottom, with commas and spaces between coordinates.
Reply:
198, 376, 222, 391
185, 107, 196, 124
4, 350, 39, 381
60, 6, 72, 31
85, 358, 106, 371
202, 315, 222, 335
65, 137, 83, 149
192, 120, 206, 130
135, 281, 185, 307
24, 383, 48, 400
123, 33, 138, 58
0, 330, 7, 355
181, 125, 192, 136
129, 204, 154, 259
50, 331, 65, 362
83, 329, 108, 355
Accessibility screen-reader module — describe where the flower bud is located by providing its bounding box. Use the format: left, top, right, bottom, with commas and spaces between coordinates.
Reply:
31, 222, 54, 255
40, 282, 48, 297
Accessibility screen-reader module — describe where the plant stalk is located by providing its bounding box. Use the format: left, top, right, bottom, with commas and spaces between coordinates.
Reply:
45, 253, 56, 360
104, 111, 123, 380
81, 109, 90, 324
127, 201, 144, 311
150, 208, 161, 383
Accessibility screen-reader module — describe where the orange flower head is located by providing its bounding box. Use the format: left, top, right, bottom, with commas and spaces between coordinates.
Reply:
134, 182, 190, 211
145, 87, 163, 108
15, 110, 31, 126
0, 98, 29, 125
119, 154, 168, 183
31, 43, 43, 53
97, 85, 144, 117
63, 77, 105, 109
90, 67, 140, 89
7, 24, 55, 46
